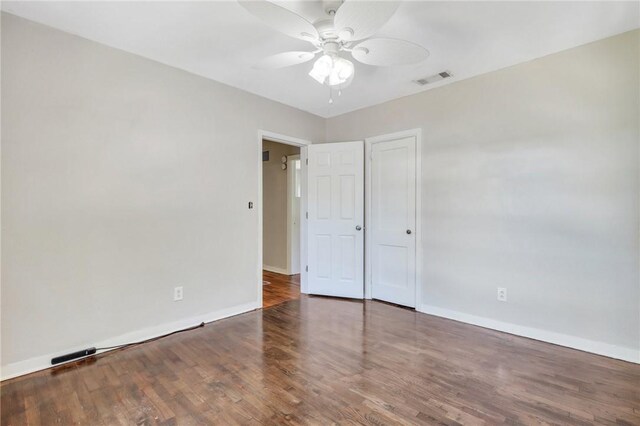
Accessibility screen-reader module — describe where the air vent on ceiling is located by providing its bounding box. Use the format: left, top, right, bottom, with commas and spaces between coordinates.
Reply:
414, 71, 452, 86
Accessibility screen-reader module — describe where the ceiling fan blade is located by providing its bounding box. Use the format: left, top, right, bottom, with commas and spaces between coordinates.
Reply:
351, 38, 429, 66
334, 1, 400, 42
238, 0, 319, 42
253, 51, 316, 69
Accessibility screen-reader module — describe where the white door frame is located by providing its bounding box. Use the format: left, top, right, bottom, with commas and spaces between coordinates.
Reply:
286, 154, 301, 275
258, 130, 311, 308
364, 128, 422, 306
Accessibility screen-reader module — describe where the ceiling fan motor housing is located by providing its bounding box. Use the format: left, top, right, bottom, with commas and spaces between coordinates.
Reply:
323, 41, 341, 56
314, 18, 338, 41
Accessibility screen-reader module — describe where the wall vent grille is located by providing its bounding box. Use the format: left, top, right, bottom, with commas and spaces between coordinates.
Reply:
414, 71, 452, 86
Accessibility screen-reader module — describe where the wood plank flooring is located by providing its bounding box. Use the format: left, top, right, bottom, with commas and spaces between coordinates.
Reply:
262, 270, 300, 309
2, 296, 639, 425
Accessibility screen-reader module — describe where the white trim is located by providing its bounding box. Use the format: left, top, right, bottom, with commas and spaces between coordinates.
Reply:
262, 264, 289, 275
259, 130, 311, 147
364, 141, 372, 300
286, 154, 301, 276
1, 300, 260, 381
418, 304, 640, 364
300, 147, 309, 294
364, 128, 422, 307
258, 130, 311, 306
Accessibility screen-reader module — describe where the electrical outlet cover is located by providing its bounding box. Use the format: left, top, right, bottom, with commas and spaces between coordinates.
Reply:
174, 286, 184, 301
497, 287, 507, 302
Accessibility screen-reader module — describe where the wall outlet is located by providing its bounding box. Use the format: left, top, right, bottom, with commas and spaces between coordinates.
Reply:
174, 286, 183, 301
497, 287, 507, 302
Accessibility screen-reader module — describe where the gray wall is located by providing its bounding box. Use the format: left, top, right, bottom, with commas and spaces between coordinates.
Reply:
326, 30, 640, 356
1, 13, 324, 375
2, 12, 638, 375
262, 140, 299, 271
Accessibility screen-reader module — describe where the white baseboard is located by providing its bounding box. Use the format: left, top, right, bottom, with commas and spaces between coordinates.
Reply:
1, 300, 260, 381
262, 264, 289, 275
417, 304, 640, 364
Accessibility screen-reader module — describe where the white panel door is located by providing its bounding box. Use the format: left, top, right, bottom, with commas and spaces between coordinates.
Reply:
370, 137, 416, 307
307, 141, 364, 298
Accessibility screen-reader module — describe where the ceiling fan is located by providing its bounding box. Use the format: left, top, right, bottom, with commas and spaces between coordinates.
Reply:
238, 0, 429, 97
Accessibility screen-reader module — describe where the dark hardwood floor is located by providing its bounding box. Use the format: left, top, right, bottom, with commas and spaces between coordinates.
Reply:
262, 270, 300, 309
2, 296, 639, 425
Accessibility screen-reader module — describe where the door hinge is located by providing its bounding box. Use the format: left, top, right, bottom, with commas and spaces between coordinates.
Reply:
306, 158, 309, 165
305, 265, 308, 272
306, 212, 308, 219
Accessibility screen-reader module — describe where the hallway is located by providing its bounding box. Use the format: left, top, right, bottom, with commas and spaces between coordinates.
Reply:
262, 270, 300, 309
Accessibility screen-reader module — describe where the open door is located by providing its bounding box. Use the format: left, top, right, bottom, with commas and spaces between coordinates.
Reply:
307, 141, 364, 299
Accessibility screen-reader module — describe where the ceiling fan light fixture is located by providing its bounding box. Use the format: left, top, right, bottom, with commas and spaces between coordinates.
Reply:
309, 54, 333, 84
309, 54, 354, 87
328, 57, 354, 86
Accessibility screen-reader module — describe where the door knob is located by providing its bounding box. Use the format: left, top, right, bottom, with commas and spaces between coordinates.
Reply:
356, 225, 362, 231
406, 229, 412, 234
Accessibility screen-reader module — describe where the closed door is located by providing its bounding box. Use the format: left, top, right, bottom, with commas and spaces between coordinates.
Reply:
370, 137, 416, 307
307, 141, 364, 299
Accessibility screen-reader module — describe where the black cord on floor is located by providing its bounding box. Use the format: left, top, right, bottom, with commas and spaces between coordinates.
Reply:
95, 322, 205, 352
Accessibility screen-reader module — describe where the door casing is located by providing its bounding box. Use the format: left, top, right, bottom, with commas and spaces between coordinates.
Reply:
286, 154, 301, 275
258, 130, 311, 308
364, 129, 423, 306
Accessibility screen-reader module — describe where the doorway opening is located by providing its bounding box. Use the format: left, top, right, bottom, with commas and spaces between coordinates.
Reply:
257, 129, 420, 311
261, 138, 304, 308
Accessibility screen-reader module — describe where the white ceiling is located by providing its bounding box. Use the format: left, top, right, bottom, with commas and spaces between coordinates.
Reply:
3, 1, 639, 118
